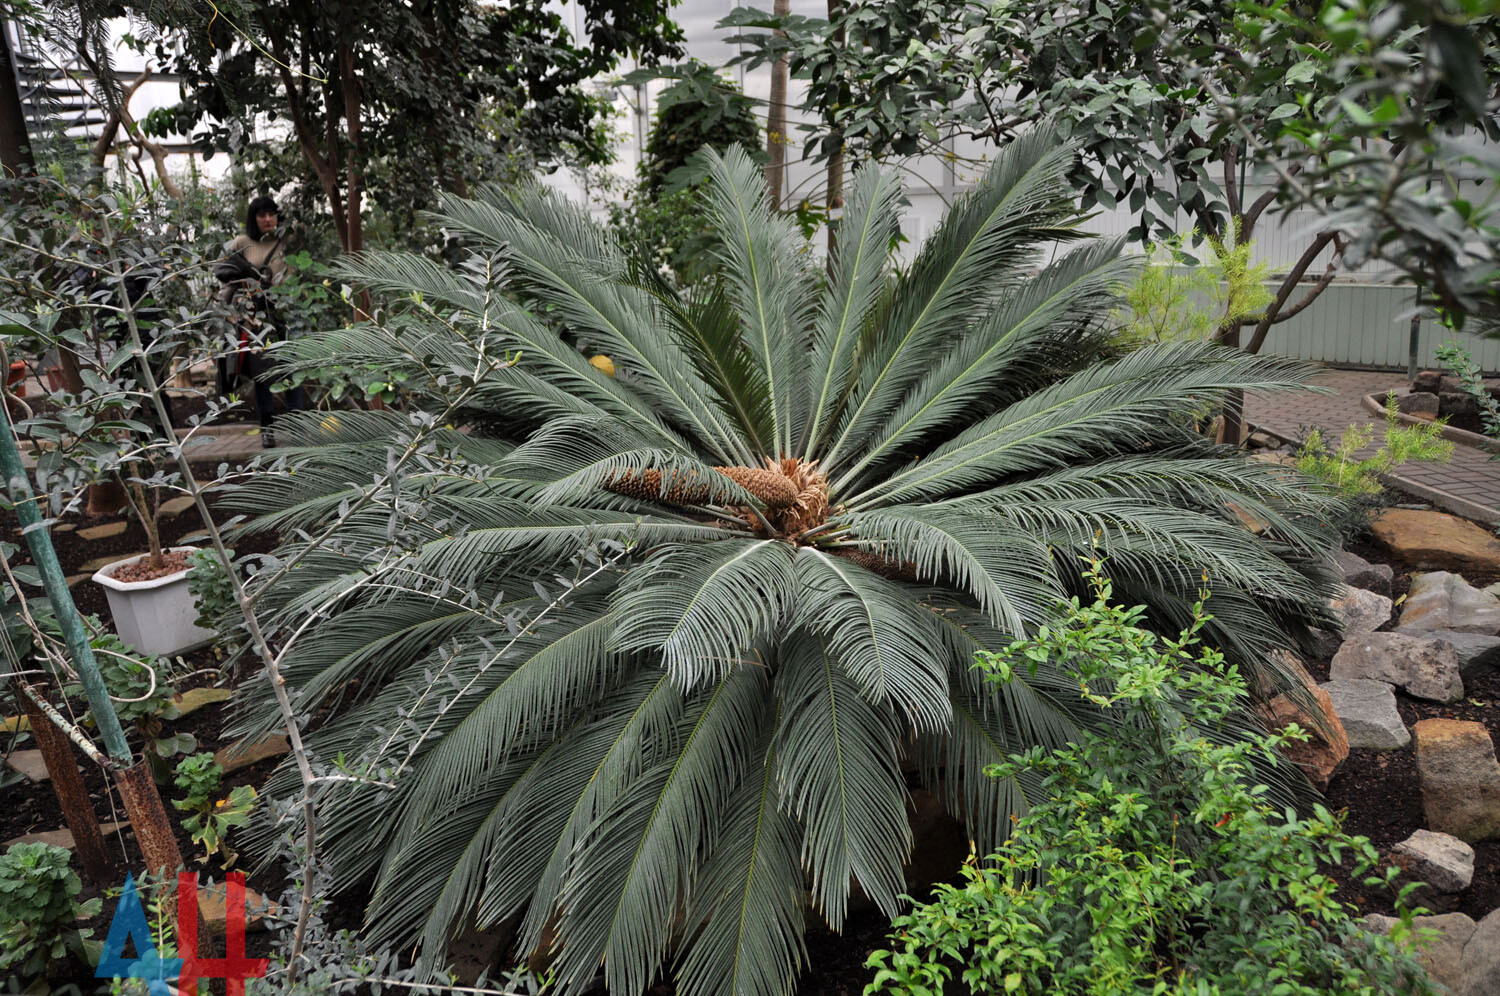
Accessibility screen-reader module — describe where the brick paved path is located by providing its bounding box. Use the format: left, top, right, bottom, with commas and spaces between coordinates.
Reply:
1243, 368, 1500, 523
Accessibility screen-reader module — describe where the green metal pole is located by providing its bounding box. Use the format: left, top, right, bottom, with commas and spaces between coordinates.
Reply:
0, 404, 132, 764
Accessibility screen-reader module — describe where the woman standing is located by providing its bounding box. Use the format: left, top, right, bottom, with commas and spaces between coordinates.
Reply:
216, 195, 304, 447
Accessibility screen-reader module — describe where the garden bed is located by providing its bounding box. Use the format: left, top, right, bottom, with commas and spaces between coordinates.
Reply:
3, 502, 1498, 992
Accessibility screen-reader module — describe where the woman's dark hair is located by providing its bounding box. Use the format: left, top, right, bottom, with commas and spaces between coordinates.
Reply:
245, 195, 279, 240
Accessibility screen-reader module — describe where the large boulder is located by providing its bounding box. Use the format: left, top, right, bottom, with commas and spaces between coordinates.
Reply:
1329, 584, 1393, 637
1389, 829, 1475, 893
1400, 572, 1500, 635
1369, 509, 1500, 576
1329, 632, 1464, 703
1321, 679, 1409, 749
1397, 391, 1441, 420
1263, 683, 1348, 790
1336, 549, 1394, 596
1398, 629, 1500, 678
1414, 719, 1500, 843
1461, 908, 1500, 996
1364, 912, 1475, 993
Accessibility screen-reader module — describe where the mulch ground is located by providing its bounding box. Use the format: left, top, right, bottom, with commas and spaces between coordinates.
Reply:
2, 502, 1497, 992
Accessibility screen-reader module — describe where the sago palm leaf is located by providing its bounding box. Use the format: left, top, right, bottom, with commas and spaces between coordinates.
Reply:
234, 125, 1346, 996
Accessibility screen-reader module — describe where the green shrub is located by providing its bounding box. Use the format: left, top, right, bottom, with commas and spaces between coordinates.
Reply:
1113, 221, 1272, 347
187, 546, 239, 634
866, 565, 1438, 996
0, 842, 100, 978
65, 622, 194, 778
173, 752, 257, 867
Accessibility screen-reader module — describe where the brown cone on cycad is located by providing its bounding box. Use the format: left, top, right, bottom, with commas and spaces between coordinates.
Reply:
606, 465, 797, 509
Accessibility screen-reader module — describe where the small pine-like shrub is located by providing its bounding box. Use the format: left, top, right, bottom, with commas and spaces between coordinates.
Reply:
866, 565, 1439, 996
1295, 393, 1453, 503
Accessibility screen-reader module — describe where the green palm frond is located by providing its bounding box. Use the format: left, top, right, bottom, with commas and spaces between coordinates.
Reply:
553, 666, 768, 996
666, 286, 773, 458
675, 708, 806, 996
232, 124, 1349, 996
836, 237, 1136, 489
775, 638, 909, 929
851, 342, 1321, 508
700, 146, 818, 455
613, 540, 798, 688
802, 165, 907, 457
792, 549, 950, 730
821, 129, 1084, 470
445, 185, 748, 463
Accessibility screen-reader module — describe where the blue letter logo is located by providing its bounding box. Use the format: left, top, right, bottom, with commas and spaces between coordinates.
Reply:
95, 873, 184, 994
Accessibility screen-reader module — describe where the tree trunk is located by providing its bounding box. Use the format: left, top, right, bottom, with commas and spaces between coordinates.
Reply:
274, 35, 348, 250
339, 41, 373, 321
0, 23, 33, 177
824, 0, 846, 255
765, 0, 791, 209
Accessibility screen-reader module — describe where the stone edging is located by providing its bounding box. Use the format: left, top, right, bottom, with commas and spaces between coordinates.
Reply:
1363, 388, 1500, 455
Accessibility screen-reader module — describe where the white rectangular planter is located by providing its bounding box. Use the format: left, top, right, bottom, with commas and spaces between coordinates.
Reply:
92, 546, 215, 657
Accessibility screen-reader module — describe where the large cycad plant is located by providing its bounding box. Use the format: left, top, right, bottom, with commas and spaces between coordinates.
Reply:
234, 130, 1342, 996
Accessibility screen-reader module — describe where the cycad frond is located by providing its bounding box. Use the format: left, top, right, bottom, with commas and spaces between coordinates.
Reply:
803, 165, 906, 457
775, 638, 909, 929
700, 146, 817, 456
821, 129, 1084, 470
675, 709, 806, 996
837, 237, 1136, 489
853, 343, 1320, 508
445, 185, 748, 463
792, 548, 950, 730
553, 666, 768, 996
612, 540, 798, 688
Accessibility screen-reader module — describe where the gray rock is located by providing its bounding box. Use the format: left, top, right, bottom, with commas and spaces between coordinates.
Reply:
1330, 632, 1464, 703
1415, 719, 1500, 843
1401, 571, 1500, 635
1330, 584, 1393, 637
1442, 391, 1482, 420
1462, 907, 1500, 996
3, 749, 48, 783
1365, 912, 1475, 992
1336, 549, 1394, 597
1390, 829, 1475, 892
1398, 628, 1500, 678
1397, 390, 1441, 420
1321, 679, 1410, 749
1412, 370, 1444, 393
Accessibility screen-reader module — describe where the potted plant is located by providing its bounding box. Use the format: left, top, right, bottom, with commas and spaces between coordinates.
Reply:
84, 416, 214, 656
0, 179, 230, 656
91, 547, 215, 658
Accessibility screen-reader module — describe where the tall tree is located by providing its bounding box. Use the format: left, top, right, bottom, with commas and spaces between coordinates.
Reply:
727, 0, 1500, 343
137, 0, 683, 254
